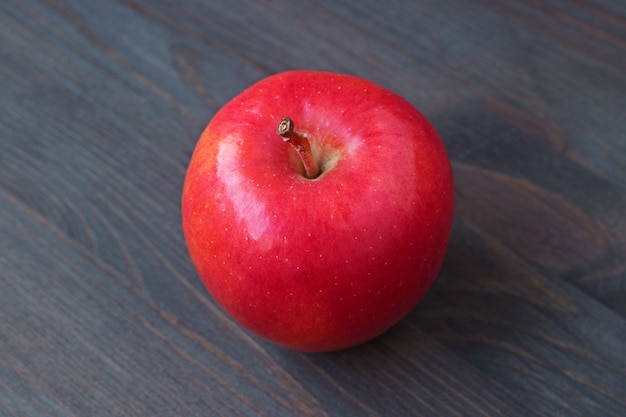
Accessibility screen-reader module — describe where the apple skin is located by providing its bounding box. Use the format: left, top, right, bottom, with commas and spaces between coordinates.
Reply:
182, 70, 454, 352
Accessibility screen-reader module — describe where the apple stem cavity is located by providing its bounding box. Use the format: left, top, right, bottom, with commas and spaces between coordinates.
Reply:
277, 118, 320, 179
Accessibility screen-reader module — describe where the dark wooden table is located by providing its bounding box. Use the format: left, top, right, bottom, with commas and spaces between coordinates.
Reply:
2, 1, 625, 416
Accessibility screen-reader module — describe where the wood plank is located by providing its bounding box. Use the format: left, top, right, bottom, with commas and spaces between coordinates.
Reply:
0, 189, 541, 417
452, 160, 626, 317
4, 0, 624, 318
1, 0, 625, 416
414, 218, 626, 417
0, 190, 328, 417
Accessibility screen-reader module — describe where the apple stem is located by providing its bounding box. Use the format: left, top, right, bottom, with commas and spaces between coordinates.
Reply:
277, 118, 320, 179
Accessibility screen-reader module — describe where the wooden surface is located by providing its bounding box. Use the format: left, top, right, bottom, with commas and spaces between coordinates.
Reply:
2, 0, 625, 416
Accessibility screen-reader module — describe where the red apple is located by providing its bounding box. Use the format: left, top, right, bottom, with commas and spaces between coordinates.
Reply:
182, 70, 454, 352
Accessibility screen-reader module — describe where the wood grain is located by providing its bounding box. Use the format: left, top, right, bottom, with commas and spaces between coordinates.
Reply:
1, 0, 625, 416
